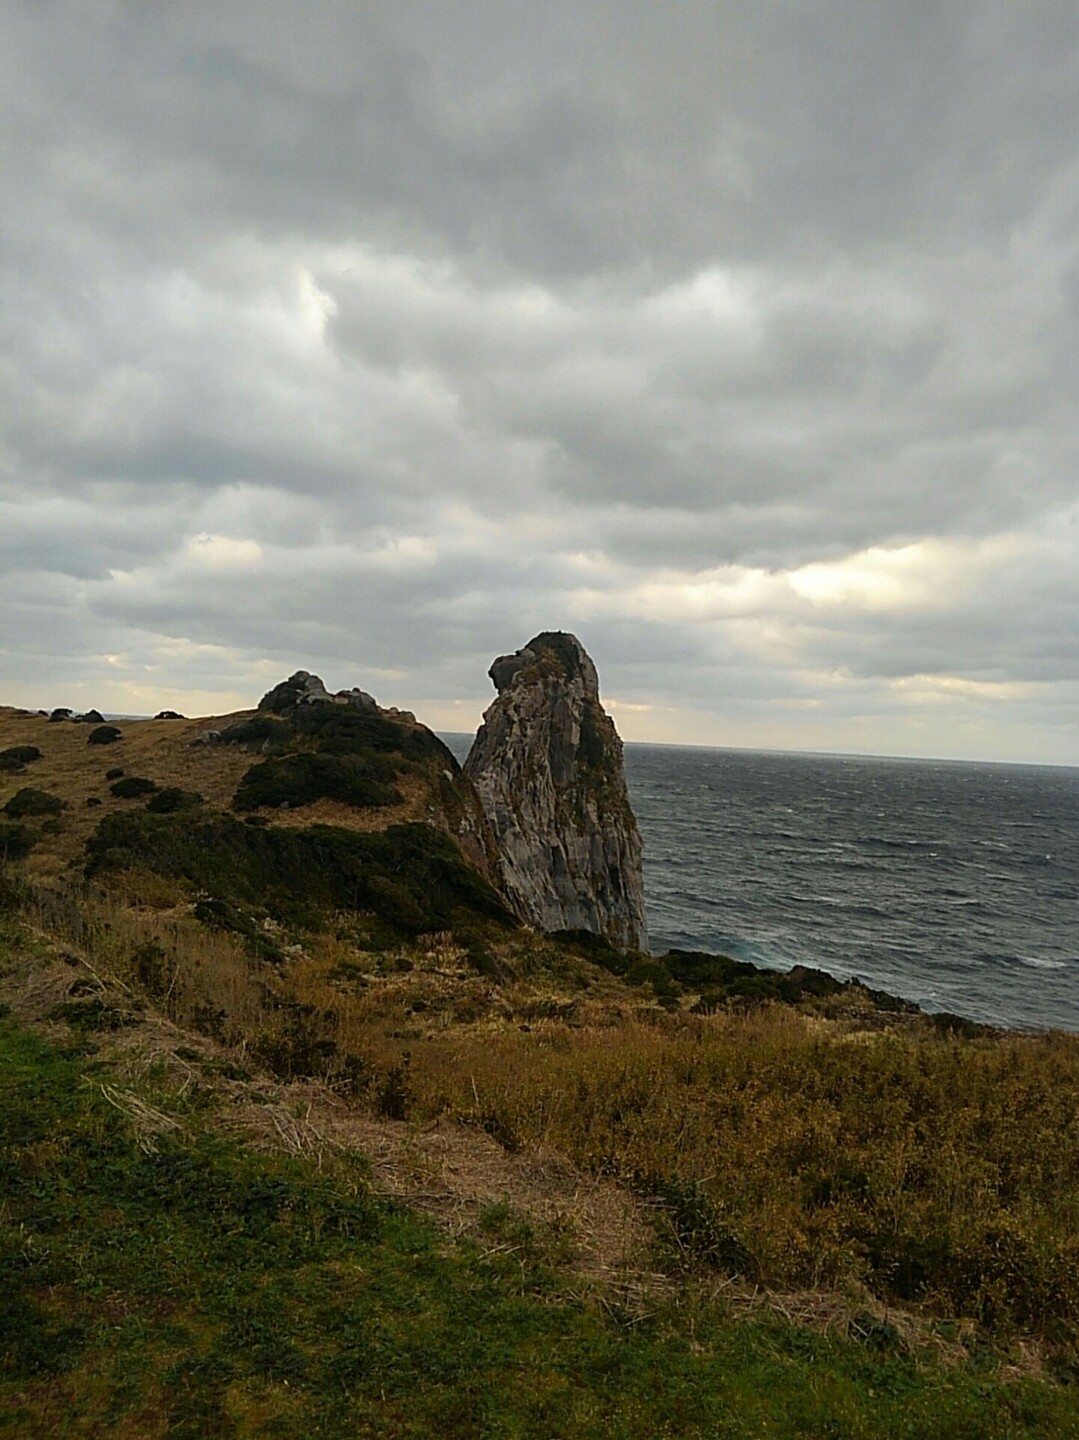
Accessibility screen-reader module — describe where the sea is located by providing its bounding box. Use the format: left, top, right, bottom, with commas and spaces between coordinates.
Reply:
443, 735, 1079, 1034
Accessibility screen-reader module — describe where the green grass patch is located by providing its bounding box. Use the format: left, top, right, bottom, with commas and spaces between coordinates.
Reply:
1, 1013, 1076, 1439
0, 820, 34, 861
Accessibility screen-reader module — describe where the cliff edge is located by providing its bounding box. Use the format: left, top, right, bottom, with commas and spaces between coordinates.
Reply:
464, 632, 647, 951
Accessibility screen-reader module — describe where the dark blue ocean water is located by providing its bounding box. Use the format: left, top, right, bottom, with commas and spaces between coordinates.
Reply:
624, 745, 1079, 1033
443, 735, 1079, 1033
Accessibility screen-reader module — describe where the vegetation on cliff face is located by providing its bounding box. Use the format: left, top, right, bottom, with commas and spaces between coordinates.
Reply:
85, 810, 515, 938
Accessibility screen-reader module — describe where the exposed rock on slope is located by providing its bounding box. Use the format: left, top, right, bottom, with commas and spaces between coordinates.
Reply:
464, 633, 647, 951
258, 670, 378, 713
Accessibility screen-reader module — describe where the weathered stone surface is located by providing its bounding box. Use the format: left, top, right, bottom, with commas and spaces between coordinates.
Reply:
258, 671, 378, 714
464, 632, 647, 951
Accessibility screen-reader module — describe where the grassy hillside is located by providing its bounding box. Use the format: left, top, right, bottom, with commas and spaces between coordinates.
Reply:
3, 695, 1079, 1434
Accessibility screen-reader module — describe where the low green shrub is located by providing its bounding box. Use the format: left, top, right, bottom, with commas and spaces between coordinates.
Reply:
46, 997, 136, 1031
0, 819, 34, 860
217, 715, 292, 748
145, 787, 202, 814
3, 787, 63, 818
293, 702, 454, 764
648, 1173, 759, 1279
0, 745, 42, 772
193, 895, 283, 962
625, 957, 680, 1009
253, 1000, 340, 1079
109, 776, 158, 799
87, 725, 122, 745
233, 752, 401, 811
85, 813, 516, 937
131, 940, 173, 997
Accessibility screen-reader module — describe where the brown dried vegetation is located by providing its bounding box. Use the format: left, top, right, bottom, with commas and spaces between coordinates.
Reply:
3, 701, 1079, 1376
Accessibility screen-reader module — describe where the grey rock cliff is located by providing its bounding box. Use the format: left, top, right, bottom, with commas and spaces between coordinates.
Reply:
464, 633, 647, 951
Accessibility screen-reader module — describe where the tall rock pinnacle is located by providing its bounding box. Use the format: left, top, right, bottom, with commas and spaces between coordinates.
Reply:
464, 632, 648, 951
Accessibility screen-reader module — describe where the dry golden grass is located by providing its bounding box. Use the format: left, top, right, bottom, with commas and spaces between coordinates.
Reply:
0, 705, 469, 887
8, 863, 1079, 1368
264, 944, 1079, 1332
6, 698, 1079, 1352
0, 706, 256, 872
0, 902, 663, 1297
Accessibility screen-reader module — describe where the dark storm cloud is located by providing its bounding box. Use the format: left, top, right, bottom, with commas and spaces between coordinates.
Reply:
1, 1, 1077, 760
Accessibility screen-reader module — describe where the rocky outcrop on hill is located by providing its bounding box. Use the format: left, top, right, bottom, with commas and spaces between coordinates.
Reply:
464, 633, 647, 951
248, 671, 502, 887
258, 671, 378, 714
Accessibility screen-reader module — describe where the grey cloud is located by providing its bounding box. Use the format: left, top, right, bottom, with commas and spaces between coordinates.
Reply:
6, 1, 1076, 281
1, 1, 1077, 760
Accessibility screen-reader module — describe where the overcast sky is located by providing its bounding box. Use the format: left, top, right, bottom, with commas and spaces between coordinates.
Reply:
2, 1, 1077, 764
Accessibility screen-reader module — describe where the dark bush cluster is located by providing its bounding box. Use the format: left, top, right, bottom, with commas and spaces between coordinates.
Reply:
253, 1000, 341, 1079
193, 896, 283, 962
0, 745, 42, 773
3, 787, 63, 818
87, 725, 123, 746
146, 787, 203, 814
85, 812, 515, 938
217, 715, 292, 749
233, 752, 401, 812
549, 936, 911, 1017
293, 703, 452, 764
0, 819, 34, 860
109, 777, 158, 800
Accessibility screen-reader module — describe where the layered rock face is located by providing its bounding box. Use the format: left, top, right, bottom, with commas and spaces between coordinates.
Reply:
464, 633, 647, 951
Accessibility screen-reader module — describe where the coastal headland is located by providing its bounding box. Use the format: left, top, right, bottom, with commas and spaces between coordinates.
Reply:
2, 648, 1079, 1436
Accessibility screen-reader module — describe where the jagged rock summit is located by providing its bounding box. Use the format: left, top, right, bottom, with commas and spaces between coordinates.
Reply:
258, 671, 379, 713
464, 633, 647, 951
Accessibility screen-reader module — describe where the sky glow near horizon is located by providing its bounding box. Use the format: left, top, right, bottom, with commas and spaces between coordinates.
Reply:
2, 2, 1078, 765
